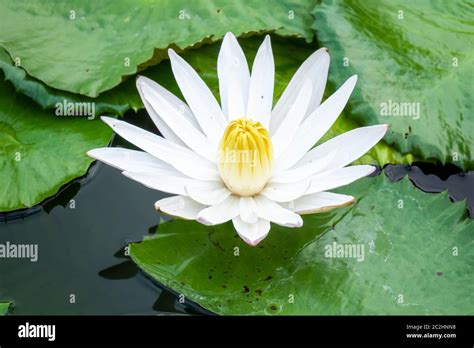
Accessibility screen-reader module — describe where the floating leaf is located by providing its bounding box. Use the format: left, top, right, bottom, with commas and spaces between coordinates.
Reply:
0, 0, 314, 97
0, 301, 11, 315
313, 0, 474, 169
0, 79, 112, 212
130, 175, 473, 315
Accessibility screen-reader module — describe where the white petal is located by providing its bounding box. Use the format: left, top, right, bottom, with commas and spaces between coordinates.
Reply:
283, 192, 354, 215
168, 49, 226, 144
218, 32, 250, 120
137, 76, 216, 162
306, 165, 376, 195
295, 124, 389, 172
271, 124, 387, 183
270, 149, 338, 184
137, 93, 183, 145
271, 78, 312, 158
101, 117, 219, 181
137, 76, 199, 128
136, 76, 197, 146
270, 47, 330, 134
122, 171, 220, 196
87, 147, 177, 174
226, 78, 248, 122
239, 197, 258, 224
154, 195, 206, 219
196, 195, 239, 226
254, 195, 303, 227
246, 35, 274, 128
232, 217, 270, 246
274, 75, 358, 171
260, 178, 311, 202
185, 182, 231, 205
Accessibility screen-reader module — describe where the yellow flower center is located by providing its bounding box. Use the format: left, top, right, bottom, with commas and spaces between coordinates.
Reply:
218, 118, 273, 196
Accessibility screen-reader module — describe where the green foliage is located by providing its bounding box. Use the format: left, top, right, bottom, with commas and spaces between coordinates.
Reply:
0, 0, 315, 96
313, 0, 474, 169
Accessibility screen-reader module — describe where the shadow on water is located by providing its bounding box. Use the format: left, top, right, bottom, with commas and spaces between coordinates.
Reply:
0, 109, 472, 315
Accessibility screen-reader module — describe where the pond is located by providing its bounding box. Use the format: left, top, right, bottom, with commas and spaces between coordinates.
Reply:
0, 110, 472, 315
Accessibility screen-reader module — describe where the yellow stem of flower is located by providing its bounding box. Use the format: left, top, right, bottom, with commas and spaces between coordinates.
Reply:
218, 118, 273, 196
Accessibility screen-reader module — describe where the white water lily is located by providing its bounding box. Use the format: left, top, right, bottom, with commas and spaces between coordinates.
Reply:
88, 33, 388, 246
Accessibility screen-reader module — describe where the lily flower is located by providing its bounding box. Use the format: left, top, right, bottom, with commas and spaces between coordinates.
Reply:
88, 33, 388, 246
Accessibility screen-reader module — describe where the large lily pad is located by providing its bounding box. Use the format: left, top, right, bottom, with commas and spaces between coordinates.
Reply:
313, 0, 474, 169
130, 175, 473, 315
0, 0, 314, 97
0, 78, 112, 212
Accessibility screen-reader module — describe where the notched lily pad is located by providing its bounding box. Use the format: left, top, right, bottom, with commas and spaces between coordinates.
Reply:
0, 0, 315, 96
130, 175, 473, 315
313, 0, 474, 169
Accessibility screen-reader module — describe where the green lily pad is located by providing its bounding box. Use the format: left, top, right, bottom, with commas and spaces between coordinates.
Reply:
0, 0, 314, 97
0, 48, 140, 116
0, 301, 12, 315
130, 175, 473, 315
0, 78, 112, 212
313, 0, 474, 169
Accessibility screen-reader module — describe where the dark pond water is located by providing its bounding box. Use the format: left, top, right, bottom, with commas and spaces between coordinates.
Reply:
0, 110, 472, 315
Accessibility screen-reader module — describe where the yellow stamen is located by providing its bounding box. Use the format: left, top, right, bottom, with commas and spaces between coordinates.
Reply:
218, 118, 273, 196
